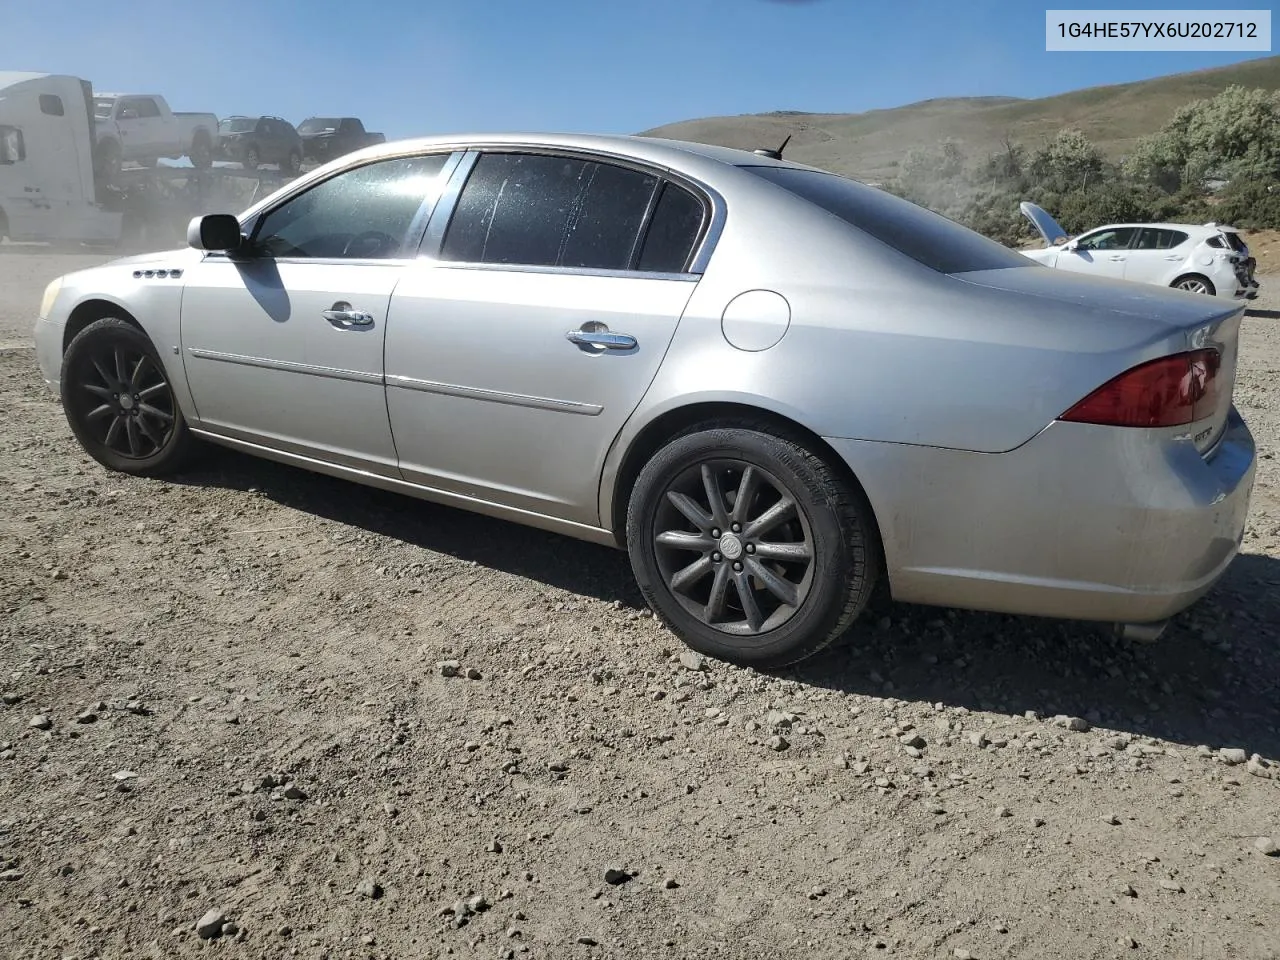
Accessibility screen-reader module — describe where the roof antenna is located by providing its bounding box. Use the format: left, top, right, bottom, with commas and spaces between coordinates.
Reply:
753, 134, 791, 160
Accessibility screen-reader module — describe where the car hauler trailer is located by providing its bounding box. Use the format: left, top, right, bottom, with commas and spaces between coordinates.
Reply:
2, 72, 297, 250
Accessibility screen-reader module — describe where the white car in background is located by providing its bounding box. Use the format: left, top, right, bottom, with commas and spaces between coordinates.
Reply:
1019, 201, 1259, 300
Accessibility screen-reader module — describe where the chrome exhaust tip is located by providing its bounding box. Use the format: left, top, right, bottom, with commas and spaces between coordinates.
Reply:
1113, 620, 1169, 643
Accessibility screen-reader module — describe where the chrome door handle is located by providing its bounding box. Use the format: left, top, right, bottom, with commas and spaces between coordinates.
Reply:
1108, 256, 1126, 261
1163, 255, 1182, 260
322, 302, 374, 328
565, 329, 637, 350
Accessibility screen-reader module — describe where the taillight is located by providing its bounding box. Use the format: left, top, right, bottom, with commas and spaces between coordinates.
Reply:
1058, 349, 1220, 428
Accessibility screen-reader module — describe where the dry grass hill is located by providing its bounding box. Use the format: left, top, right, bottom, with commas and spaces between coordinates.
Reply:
640, 54, 1280, 183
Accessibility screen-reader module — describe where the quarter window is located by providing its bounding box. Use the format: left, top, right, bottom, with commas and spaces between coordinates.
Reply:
38, 94, 64, 117
439, 152, 705, 273
251, 153, 450, 259
637, 182, 706, 273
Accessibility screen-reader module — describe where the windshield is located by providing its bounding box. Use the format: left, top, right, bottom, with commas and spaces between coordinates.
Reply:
92, 98, 113, 120
740, 165, 1036, 274
219, 118, 257, 134
299, 118, 339, 134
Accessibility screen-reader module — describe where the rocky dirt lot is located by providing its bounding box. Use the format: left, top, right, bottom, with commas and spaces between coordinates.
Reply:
1, 249, 1278, 960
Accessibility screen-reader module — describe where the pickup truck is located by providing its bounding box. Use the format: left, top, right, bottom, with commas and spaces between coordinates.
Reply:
297, 117, 386, 164
93, 94, 220, 179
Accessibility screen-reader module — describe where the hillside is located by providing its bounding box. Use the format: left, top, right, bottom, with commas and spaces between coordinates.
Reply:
641, 55, 1280, 182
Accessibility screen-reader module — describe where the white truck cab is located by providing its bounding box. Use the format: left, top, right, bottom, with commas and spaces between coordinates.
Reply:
0, 72, 121, 245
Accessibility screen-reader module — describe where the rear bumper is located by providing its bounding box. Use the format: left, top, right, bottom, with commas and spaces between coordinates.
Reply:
826, 407, 1255, 624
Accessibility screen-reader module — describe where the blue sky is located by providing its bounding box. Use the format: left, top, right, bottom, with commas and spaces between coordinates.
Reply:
0, 0, 1272, 137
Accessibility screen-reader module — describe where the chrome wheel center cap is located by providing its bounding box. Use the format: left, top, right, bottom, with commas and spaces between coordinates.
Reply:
718, 533, 744, 561
119, 394, 135, 411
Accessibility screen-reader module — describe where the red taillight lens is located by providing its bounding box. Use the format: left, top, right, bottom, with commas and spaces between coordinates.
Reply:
1058, 349, 1220, 428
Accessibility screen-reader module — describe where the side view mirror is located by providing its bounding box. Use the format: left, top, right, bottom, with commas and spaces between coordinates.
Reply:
187, 214, 244, 253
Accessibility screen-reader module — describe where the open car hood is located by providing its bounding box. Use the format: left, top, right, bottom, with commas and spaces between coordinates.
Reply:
1019, 201, 1071, 247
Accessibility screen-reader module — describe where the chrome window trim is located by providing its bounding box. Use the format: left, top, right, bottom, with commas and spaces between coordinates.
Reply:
413, 260, 699, 283
385, 373, 604, 416
418, 145, 726, 277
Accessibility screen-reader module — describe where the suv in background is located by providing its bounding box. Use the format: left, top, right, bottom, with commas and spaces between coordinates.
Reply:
297, 117, 386, 164
217, 116, 303, 174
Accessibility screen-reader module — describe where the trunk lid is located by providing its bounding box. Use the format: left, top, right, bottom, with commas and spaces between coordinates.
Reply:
1019, 201, 1071, 247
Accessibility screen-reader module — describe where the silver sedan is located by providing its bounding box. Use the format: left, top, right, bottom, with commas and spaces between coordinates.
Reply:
32, 133, 1256, 668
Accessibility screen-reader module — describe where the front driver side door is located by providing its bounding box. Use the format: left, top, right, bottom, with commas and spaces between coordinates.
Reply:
1056, 227, 1135, 280
179, 151, 457, 474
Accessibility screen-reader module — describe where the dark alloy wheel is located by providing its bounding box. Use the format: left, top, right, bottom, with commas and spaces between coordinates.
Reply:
60, 317, 197, 475
627, 422, 880, 668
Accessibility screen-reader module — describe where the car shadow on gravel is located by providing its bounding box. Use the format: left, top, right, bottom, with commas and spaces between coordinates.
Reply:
172, 449, 1280, 761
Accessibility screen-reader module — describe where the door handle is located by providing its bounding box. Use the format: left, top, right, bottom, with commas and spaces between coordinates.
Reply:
1163, 255, 1182, 261
322, 302, 374, 328
565, 328, 637, 350
1109, 256, 1126, 261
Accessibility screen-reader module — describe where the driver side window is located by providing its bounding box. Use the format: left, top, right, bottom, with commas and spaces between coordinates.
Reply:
252, 153, 450, 260
1077, 228, 1136, 252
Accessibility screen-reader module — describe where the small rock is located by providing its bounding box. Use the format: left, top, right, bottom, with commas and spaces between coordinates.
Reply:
765, 711, 795, 728
195, 908, 225, 940
1246, 759, 1273, 780
1158, 879, 1184, 893
466, 893, 490, 913
112, 770, 137, 782
954, 950, 974, 960
1119, 884, 1137, 898
355, 877, 383, 899
1121, 937, 1138, 949
968, 731, 988, 748
604, 868, 631, 885
465, 667, 482, 680
1254, 837, 1279, 857
75, 710, 97, 724
1102, 814, 1121, 826
1219, 748, 1248, 765
282, 784, 307, 801
678, 651, 707, 672
995, 806, 1012, 818
1054, 715, 1090, 732
486, 839, 503, 853
899, 733, 926, 749
0, 869, 24, 882
766, 735, 789, 752
28, 715, 52, 731
277, 925, 292, 937
663, 878, 679, 889
438, 660, 461, 678
577, 936, 598, 946
222, 920, 239, 936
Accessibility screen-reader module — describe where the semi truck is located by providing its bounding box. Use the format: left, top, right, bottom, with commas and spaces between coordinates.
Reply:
1, 72, 294, 249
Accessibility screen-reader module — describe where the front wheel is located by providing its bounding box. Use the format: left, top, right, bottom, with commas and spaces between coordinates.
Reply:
60, 317, 197, 475
626, 423, 880, 669
283, 149, 302, 175
189, 134, 213, 169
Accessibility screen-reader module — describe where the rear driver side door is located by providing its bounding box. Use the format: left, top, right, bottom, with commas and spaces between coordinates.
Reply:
384, 150, 713, 526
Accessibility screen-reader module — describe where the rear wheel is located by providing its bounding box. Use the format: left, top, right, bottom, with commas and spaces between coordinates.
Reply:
95, 139, 122, 183
242, 145, 260, 171
60, 318, 197, 476
283, 149, 302, 174
1172, 274, 1215, 296
626, 422, 880, 669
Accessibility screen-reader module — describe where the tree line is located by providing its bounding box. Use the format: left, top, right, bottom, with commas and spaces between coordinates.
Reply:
884, 85, 1280, 245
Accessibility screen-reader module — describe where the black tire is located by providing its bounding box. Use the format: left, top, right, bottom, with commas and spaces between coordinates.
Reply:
242, 145, 260, 171
626, 421, 880, 669
96, 140, 122, 183
60, 317, 197, 476
0, 206, 8, 242
190, 133, 213, 169
283, 149, 302, 174
1171, 274, 1216, 296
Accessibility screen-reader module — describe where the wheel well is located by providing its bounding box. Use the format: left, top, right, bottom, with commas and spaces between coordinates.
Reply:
608, 402, 886, 567
63, 300, 143, 353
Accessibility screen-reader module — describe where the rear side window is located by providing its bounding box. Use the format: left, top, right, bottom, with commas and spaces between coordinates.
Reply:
441, 152, 669, 271
637, 182, 706, 273
1134, 228, 1188, 250
39, 94, 64, 117
740, 165, 1034, 274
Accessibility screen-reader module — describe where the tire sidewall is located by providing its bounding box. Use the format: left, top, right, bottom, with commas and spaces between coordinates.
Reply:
627, 427, 865, 667
60, 318, 192, 475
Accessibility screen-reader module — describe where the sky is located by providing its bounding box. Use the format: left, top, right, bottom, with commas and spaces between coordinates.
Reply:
0, 0, 1272, 138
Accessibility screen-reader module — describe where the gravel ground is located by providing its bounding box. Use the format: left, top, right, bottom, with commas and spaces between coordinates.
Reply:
1, 249, 1278, 960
